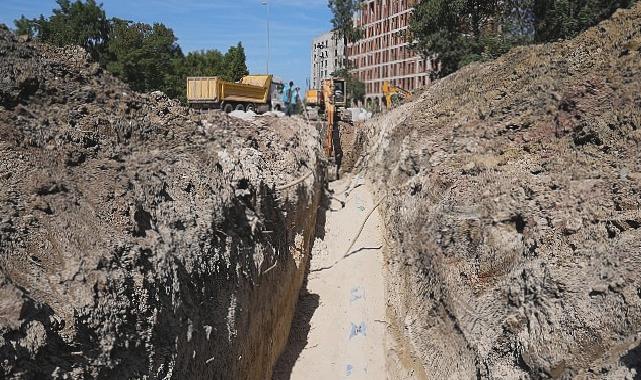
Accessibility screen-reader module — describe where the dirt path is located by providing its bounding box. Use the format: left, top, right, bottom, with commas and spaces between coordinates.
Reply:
273, 176, 387, 379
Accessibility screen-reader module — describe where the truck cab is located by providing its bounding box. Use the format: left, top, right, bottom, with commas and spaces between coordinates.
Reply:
270, 77, 286, 112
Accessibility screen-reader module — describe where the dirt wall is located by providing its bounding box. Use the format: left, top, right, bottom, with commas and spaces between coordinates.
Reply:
0, 28, 324, 379
336, 121, 366, 176
361, 5, 641, 379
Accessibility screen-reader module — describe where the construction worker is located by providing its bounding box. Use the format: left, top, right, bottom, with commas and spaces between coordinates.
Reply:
284, 81, 295, 117
294, 87, 301, 114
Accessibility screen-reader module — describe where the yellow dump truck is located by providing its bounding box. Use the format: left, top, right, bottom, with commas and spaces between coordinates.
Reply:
187, 75, 283, 113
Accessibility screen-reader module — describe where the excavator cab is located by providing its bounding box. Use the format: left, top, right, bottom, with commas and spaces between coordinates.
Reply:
333, 79, 346, 107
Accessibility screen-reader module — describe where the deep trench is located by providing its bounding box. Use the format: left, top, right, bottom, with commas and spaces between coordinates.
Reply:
263, 120, 390, 379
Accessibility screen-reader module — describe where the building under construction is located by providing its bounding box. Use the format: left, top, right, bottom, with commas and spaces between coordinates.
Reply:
348, 0, 433, 109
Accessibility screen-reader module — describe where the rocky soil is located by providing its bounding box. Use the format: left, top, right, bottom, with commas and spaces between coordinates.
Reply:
0, 26, 324, 379
361, 4, 641, 379
2, 2, 641, 379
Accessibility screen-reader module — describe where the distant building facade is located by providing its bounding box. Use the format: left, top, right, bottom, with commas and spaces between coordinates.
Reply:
348, 0, 433, 109
310, 31, 346, 90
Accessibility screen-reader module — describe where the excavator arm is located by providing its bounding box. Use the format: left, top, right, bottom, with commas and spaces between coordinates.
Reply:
322, 79, 336, 157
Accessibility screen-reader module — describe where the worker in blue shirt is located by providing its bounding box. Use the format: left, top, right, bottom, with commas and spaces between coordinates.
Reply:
284, 81, 295, 116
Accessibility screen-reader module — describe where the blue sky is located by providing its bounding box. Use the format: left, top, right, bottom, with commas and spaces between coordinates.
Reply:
0, 0, 333, 89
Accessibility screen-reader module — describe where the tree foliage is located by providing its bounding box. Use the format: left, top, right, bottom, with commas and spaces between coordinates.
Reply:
222, 42, 249, 82
182, 50, 225, 77
328, 0, 363, 69
105, 20, 183, 97
13, 0, 250, 101
410, 0, 636, 78
533, 0, 636, 41
15, 0, 109, 60
410, 0, 520, 78
328, 0, 363, 44
14, 15, 41, 38
178, 43, 248, 83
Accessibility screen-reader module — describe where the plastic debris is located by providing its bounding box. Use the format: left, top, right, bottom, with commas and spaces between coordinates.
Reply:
349, 321, 367, 339
350, 287, 364, 303
346, 364, 353, 376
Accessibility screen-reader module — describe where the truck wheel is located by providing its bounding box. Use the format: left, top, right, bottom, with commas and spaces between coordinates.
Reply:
274, 105, 281, 111
246, 104, 256, 113
223, 103, 234, 114
235, 104, 245, 112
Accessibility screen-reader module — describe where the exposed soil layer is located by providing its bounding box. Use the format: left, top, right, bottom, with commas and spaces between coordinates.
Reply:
3, 3, 641, 379
336, 121, 366, 176
361, 5, 641, 379
0, 27, 324, 379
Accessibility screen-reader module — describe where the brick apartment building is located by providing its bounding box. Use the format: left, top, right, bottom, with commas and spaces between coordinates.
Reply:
348, 0, 433, 109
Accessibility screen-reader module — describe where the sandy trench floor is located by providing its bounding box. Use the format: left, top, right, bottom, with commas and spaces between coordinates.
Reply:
273, 176, 387, 380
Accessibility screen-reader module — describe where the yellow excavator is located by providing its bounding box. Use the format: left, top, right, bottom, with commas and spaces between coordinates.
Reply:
322, 78, 338, 157
383, 81, 412, 110
306, 78, 348, 157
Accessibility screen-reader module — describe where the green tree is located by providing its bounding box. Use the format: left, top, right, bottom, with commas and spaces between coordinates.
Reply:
15, 0, 110, 60
222, 42, 249, 82
503, 0, 536, 38
171, 49, 226, 101
182, 50, 226, 77
328, 0, 363, 68
105, 20, 183, 97
14, 15, 41, 38
12, 1, 250, 103
410, 0, 507, 78
410, 0, 636, 79
533, 0, 635, 41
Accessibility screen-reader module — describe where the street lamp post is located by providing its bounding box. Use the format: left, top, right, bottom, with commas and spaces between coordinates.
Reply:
261, 1, 271, 74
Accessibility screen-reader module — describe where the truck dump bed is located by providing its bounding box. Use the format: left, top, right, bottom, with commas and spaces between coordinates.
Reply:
187, 75, 272, 105
187, 77, 220, 103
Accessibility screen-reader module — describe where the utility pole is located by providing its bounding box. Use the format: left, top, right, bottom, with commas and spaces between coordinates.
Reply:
261, 1, 271, 74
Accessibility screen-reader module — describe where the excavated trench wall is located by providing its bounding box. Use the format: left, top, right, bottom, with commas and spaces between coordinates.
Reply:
0, 28, 324, 379
359, 5, 641, 379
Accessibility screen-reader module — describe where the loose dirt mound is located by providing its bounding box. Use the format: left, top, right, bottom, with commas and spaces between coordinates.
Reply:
362, 5, 641, 379
0, 27, 324, 379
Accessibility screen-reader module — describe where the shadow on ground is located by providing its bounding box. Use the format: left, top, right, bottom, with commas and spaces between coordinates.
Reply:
271, 289, 320, 380
272, 167, 332, 380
